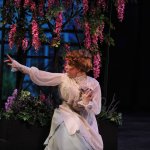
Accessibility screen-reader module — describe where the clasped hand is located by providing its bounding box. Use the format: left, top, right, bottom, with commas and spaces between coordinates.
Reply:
81, 88, 93, 105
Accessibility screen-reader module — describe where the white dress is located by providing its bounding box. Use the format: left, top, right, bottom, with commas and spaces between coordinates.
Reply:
11, 62, 103, 150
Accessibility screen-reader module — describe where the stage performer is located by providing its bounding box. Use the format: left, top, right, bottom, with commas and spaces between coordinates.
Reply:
4, 49, 103, 150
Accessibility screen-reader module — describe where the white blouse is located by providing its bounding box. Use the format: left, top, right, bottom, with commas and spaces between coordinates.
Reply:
12, 60, 103, 150
28, 67, 101, 129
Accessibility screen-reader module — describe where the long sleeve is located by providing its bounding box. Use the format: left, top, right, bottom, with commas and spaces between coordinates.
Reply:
78, 79, 102, 115
77, 79, 101, 133
90, 82, 101, 115
29, 67, 63, 86
11, 60, 64, 86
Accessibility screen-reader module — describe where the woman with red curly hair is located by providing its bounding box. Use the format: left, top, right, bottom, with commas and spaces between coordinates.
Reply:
5, 49, 103, 150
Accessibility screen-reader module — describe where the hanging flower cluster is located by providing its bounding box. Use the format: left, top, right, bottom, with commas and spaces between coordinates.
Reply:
93, 52, 101, 79
22, 38, 28, 51
24, 0, 30, 7
84, 20, 105, 78
84, 22, 91, 49
38, 0, 44, 17
2, 0, 126, 78
97, 0, 107, 10
31, 20, 41, 50
23, 0, 30, 10
116, 0, 126, 22
54, 12, 63, 37
82, 0, 126, 78
81, 1, 108, 78
14, 0, 21, 7
23, 0, 36, 11
83, 0, 89, 14
8, 24, 17, 49
48, 0, 55, 8
98, 21, 105, 43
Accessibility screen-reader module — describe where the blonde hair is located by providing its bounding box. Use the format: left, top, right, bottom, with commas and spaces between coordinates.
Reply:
65, 49, 92, 72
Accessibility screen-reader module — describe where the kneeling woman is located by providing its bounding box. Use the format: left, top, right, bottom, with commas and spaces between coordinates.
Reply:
5, 50, 103, 150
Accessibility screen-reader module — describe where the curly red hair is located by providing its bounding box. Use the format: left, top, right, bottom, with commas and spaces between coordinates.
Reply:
65, 49, 92, 72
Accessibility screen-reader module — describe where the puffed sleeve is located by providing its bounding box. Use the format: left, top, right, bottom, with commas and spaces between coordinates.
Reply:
90, 82, 101, 114
28, 67, 64, 86
78, 80, 101, 115
11, 59, 63, 86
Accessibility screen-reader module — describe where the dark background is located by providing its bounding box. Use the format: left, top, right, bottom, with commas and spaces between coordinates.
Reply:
0, 1, 150, 150
105, 0, 150, 113
0, 0, 150, 112
1, 0, 149, 113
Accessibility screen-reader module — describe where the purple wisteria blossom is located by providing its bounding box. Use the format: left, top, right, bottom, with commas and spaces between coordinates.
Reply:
12, 89, 18, 97
5, 89, 18, 111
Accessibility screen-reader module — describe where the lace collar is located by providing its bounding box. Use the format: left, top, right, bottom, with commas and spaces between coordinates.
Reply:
74, 74, 87, 84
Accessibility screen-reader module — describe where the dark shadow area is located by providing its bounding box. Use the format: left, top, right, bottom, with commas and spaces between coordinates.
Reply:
118, 112, 150, 150
106, 0, 150, 112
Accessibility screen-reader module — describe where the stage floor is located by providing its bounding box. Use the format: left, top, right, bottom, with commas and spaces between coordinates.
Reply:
118, 112, 150, 150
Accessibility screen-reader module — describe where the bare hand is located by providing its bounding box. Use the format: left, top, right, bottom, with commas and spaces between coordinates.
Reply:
4, 54, 18, 72
4, 54, 13, 67
81, 89, 93, 105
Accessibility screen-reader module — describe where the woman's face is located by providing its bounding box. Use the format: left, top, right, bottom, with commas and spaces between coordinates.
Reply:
64, 62, 80, 78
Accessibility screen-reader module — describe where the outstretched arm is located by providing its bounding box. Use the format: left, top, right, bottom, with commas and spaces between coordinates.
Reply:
4, 54, 30, 74
4, 54, 64, 86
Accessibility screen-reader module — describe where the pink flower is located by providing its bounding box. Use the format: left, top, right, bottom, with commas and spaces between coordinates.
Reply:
48, 0, 55, 8
8, 24, 17, 49
23, 0, 37, 12
92, 29, 99, 45
24, 1, 36, 12
83, 0, 89, 14
40, 94, 46, 102
93, 52, 101, 78
116, 0, 126, 22
31, 20, 41, 50
24, 0, 30, 7
54, 12, 63, 36
14, 0, 21, 7
22, 38, 28, 51
97, 0, 107, 10
84, 22, 91, 49
30, 2, 36, 12
99, 21, 105, 43
38, 0, 44, 17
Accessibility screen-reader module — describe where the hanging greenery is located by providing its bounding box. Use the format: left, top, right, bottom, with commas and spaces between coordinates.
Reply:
0, 0, 126, 78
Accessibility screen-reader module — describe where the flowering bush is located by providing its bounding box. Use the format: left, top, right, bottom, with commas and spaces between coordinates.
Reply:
0, 89, 54, 126
0, 89, 122, 126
